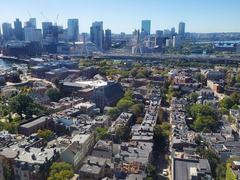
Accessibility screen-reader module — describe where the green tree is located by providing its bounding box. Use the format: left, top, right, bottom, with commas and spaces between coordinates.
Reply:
153, 124, 163, 140
158, 107, 164, 122
190, 104, 216, 120
153, 123, 171, 149
189, 92, 199, 103
116, 125, 131, 141
232, 104, 239, 110
130, 68, 138, 77
197, 148, 220, 179
45, 88, 61, 102
194, 73, 205, 84
193, 115, 217, 132
218, 107, 229, 115
219, 97, 235, 109
3, 160, 14, 180
0, 104, 9, 117
124, 89, 133, 99
48, 162, 74, 180
130, 103, 144, 117
230, 92, 240, 105
107, 107, 120, 119
226, 163, 237, 180
136, 71, 146, 78
116, 98, 134, 112
216, 163, 226, 180
96, 127, 109, 140
12, 113, 21, 123
160, 122, 171, 137
146, 164, 156, 178
37, 129, 53, 141
3, 122, 18, 134
9, 93, 46, 119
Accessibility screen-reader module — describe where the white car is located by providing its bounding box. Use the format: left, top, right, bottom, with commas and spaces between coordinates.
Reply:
163, 169, 168, 176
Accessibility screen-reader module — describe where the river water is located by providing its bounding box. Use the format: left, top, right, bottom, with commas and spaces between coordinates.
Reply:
0, 58, 14, 69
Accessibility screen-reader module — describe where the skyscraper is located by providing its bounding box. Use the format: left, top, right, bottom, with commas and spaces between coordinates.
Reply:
163, 29, 171, 38
14, 18, 23, 40
141, 20, 151, 35
42, 22, 53, 39
29, 18, 37, 28
171, 27, 176, 36
104, 29, 112, 50
178, 22, 185, 37
90, 21, 104, 50
67, 19, 79, 42
24, 18, 37, 28
173, 35, 182, 48
2, 23, 13, 41
24, 27, 42, 42
155, 30, 163, 46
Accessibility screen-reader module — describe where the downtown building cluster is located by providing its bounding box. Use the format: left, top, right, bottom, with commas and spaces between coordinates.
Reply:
0, 18, 112, 56
0, 18, 186, 57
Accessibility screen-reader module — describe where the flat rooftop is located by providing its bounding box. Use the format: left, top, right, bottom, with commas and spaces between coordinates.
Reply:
20, 116, 48, 129
63, 79, 107, 88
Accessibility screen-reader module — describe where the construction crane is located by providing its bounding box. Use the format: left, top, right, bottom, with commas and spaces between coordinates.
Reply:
40, 11, 49, 22
27, 10, 32, 18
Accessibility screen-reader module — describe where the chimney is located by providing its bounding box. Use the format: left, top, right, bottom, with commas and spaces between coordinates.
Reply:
16, 150, 20, 159
96, 161, 100, 167
25, 147, 30, 152
31, 154, 36, 160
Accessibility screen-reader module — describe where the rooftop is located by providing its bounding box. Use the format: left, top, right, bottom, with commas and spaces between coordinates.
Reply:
19, 116, 49, 129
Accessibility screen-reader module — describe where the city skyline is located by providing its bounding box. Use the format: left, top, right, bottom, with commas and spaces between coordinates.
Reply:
0, 0, 240, 34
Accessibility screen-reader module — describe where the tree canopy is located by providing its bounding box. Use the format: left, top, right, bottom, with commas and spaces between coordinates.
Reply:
107, 107, 120, 119
188, 92, 199, 103
153, 122, 171, 150
219, 97, 235, 109
45, 88, 61, 102
8, 93, 46, 119
116, 125, 131, 142
37, 129, 53, 141
48, 162, 74, 180
193, 115, 216, 132
189, 104, 218, 132
197, 148, 222, 179
96, 127, 109, 141
130, 103, 145, 117
190, 104, 217, 119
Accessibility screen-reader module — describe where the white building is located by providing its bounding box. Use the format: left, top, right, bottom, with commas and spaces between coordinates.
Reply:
59, 134, 95, 168
173, 35, 182, 48
166, 39, 173, 47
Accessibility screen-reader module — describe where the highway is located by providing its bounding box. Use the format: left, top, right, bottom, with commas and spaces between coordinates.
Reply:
94, 53, 240, 64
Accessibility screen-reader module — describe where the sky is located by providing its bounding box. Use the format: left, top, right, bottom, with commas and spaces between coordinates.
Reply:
0, 0, 240, 34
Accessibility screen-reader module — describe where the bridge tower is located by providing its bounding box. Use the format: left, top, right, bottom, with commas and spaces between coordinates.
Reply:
132, 29, 143, 55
